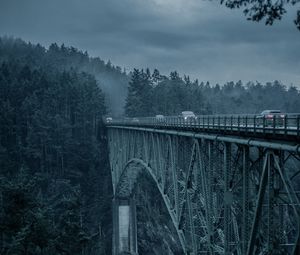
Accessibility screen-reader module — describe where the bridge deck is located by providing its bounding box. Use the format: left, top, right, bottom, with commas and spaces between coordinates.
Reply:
106, 114, 300, 142
108, 125, 300, 154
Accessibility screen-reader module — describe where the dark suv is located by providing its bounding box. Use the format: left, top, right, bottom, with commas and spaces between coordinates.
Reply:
256, 110, 285, 127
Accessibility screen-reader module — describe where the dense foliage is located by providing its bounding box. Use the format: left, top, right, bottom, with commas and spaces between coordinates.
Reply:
125, 68, 300, 117
0, 41, 112, 254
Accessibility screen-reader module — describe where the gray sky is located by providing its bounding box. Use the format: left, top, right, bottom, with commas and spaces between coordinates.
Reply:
0, 0, 299, 86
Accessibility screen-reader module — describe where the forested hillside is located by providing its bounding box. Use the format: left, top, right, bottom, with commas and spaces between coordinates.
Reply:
0, 37, 129, 115
0, 41, 112, 255
125, 69, 300, 117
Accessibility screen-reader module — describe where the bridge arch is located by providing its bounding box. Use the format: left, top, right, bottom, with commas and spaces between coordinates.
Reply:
115, 157, 187, 254
109, 128, 225, 255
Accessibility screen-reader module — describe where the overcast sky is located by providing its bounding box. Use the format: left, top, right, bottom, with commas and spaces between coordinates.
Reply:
0, 0, 299, 86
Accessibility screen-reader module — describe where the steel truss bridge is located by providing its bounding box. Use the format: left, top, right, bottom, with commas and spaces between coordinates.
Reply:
106, 114, 300, 255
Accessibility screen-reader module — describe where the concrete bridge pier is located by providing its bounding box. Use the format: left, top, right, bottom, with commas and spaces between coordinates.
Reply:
112, 197, 138, 255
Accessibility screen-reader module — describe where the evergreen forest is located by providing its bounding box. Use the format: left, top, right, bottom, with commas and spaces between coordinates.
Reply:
125, 69, 300, 117
0, 37, 112, 255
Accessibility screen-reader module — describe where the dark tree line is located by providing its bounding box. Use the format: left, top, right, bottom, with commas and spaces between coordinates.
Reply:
0, 47, 112, 254
125, 68, 300, 117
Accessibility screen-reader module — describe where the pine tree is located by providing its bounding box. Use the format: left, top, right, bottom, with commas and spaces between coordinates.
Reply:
125, 69, 144, 117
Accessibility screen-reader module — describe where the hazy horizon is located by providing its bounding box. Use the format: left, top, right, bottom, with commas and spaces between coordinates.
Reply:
0, 0, 299, 87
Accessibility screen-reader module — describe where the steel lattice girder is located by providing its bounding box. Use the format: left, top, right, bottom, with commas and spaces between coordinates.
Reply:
107, 126, 300, 255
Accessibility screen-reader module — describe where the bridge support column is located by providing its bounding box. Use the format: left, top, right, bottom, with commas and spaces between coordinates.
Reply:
113, 197, 138, 255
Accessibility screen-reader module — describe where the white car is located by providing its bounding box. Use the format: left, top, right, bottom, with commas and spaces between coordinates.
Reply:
180, 111, 196, 121
132, 117, 139, 123
106, 117, 113, 123
155, 114, 165, 122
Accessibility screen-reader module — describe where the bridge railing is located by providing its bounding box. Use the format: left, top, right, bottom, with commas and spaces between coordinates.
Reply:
105, 114, 300, 138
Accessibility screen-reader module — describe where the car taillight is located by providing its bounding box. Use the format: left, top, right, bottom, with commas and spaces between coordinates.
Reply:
266, 114, 273, 118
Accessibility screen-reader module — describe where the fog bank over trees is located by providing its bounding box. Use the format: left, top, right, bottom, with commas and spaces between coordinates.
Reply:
0, 36, 129, 116
1, 37, 299, 119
